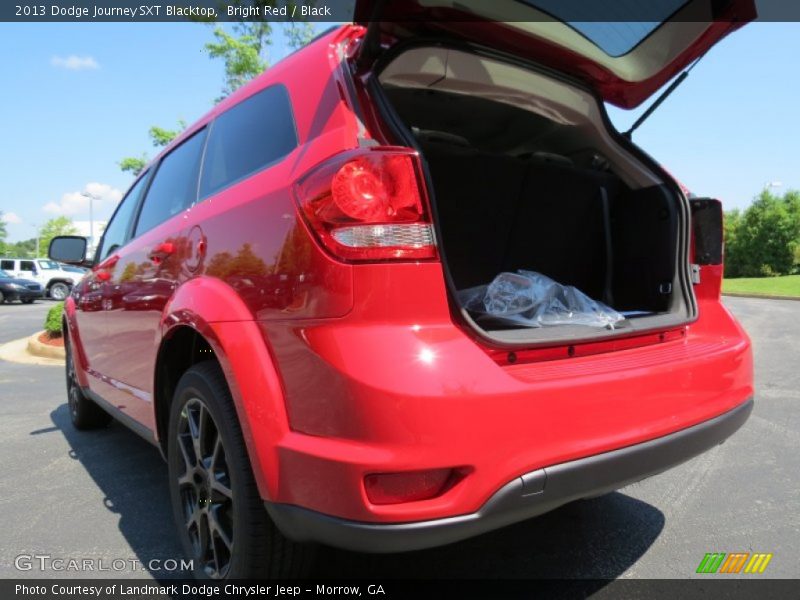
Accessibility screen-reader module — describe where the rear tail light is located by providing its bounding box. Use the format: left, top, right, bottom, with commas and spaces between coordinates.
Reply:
294, 147, 437, 261
364, 468, 460, 505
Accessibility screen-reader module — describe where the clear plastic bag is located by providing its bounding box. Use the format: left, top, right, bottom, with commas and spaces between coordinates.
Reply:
457, 270, 625, 329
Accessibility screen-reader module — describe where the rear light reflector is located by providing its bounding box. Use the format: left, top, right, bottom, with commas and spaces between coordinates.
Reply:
364, 468, 458, 505
331, 223, 434, 249
294, 147, 437, 262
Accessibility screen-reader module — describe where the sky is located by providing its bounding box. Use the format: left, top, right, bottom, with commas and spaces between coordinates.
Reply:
1, 18, 799, 243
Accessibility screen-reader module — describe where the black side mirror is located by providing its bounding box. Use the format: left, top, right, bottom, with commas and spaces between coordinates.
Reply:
49, 236, 89, 265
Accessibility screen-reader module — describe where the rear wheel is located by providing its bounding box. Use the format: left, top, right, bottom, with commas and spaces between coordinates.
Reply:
65, 335, 111, 429
49, 282, 70, 300
168, 362, 313, 579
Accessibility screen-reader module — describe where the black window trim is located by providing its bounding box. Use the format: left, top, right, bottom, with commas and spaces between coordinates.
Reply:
197, 83, 299, 203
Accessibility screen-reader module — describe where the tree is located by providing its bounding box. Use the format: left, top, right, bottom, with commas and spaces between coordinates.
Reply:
205, 23, 272, 99
118, 120, 186, 176
149, 121, 186, 147
204, 21, 316, 101
285, 22, 317, 51
5, 238, 36, 258
0, 211, 8, 254
39, 216, 79, 258
722, 208, 742, 276
724, 189, 800, 277
119, 155, 148, 177
118, 20, 316, 175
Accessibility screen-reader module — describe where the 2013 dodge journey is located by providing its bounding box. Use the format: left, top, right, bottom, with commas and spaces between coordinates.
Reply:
50, 1, 755, 579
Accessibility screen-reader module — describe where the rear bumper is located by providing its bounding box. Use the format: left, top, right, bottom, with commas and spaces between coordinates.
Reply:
267, 397, 752, 553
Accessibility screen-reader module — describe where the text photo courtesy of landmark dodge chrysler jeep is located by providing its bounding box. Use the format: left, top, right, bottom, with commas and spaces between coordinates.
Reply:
48, 0, 755, 580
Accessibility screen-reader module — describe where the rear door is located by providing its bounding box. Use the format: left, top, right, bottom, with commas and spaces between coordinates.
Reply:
99, 128, 208, 430
355, 0, 755, 108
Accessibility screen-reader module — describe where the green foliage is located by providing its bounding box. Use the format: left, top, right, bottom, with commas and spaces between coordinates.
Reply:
285, 22, 317, 51
118, 155, 148, 177
44, 301, 64, 337
39, 217, 78, 257
149, 121, 186, 147
118, 120, 186, 176
724, 189, 800, 278
205, 23, 271, 99
119, 21, 316, 175
0, 211, 8, 244
3, 238, 36, 258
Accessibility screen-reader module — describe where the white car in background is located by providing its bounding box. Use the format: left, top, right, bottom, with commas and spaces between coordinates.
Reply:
0, 257, 79, 300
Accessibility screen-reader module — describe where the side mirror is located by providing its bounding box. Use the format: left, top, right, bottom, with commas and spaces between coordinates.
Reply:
49, 236, 89, 265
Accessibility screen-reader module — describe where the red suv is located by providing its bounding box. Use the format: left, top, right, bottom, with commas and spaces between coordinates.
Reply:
50, 2, 755, 580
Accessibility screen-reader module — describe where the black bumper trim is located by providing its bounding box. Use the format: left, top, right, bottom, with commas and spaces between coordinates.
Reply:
266, 398, 753, 553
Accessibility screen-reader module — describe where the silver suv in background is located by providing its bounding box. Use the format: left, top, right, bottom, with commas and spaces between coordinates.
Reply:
0, 258, 79, 300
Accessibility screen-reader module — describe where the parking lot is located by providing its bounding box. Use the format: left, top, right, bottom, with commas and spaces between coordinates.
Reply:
0, 297, 797, 579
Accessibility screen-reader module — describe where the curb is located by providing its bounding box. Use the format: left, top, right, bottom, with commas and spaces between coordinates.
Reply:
27, 331, 66, 360
722, 292, 800, 302
0, 334, 64, 366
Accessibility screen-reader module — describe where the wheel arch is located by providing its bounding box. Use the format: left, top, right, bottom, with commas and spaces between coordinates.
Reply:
155, 276, 290, 501
46, 277, 73, 289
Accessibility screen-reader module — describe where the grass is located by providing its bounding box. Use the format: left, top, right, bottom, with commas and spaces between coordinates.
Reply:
723, 274, 800, 298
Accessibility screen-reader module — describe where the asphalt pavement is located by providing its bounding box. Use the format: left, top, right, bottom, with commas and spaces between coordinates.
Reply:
0, 297, 797, 580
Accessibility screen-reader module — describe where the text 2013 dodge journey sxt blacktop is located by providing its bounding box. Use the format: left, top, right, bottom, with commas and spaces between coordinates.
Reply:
50, 1, 755, 579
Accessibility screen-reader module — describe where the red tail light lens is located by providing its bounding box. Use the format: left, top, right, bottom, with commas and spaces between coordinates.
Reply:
364, 468, 457, 505
294, 147, 437, 261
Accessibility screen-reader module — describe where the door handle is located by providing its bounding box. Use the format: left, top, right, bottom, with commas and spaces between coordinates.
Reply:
148, 242, 175, 264
94, 255, 119, 282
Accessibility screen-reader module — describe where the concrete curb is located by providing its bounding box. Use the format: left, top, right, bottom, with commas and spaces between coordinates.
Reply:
27, 331, 66, 360
0, 333, 64, 366
722, 292, 800, 302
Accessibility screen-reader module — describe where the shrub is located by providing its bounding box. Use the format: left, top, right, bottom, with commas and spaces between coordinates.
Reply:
758, 264, 779, 277
44, 302, 64, 337
724, 189, 800, 277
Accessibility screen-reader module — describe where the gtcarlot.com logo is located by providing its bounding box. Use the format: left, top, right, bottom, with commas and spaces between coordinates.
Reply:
15, 554, 193, 573
696, 552, 773, 574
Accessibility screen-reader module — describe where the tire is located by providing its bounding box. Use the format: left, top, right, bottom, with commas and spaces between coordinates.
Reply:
168, 362, 313, 579
0, 290, 5, 303
49, 282, 70, 300
65, 334, 112, 430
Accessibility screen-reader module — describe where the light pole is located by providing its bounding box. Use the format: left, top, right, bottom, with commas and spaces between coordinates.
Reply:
80, 191, 100, 250
31, 223, 40, 257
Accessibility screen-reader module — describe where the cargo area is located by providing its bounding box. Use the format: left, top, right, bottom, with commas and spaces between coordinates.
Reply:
376, 46, 695, 344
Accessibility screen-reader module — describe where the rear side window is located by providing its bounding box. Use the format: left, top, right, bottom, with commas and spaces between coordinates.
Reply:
135, 129, 208, 236
200, 85, 297, 199
20, 261, 35, 271
97, 172, 149, 260
0, 260, 13, 270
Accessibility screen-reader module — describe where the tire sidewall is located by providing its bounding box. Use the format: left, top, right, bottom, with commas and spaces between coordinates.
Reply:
50, 283, 69, 300
167, 366, 253, 580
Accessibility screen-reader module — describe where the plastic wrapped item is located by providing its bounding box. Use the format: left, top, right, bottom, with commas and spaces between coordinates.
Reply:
458, 270, 625, 329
